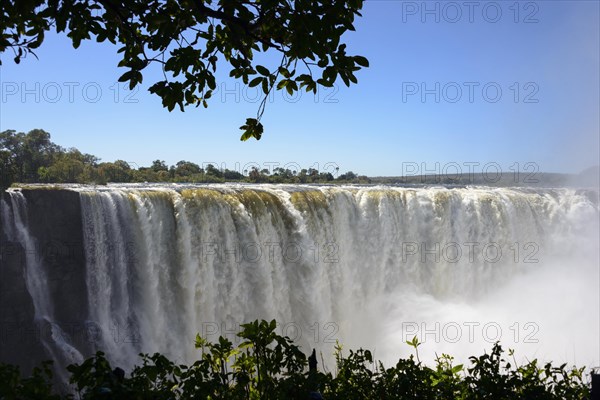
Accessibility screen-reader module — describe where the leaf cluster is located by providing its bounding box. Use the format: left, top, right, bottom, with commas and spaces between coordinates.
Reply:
1, 0, 368, 140
0, 320, 592, 399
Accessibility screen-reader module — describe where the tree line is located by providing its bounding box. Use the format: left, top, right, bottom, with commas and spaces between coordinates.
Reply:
0, 129, 370, 189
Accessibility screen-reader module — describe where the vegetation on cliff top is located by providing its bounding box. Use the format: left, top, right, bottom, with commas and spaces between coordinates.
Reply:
0, 129, 367, 190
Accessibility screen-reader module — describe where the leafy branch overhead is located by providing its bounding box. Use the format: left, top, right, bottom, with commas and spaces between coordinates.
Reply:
0, 0, 369, 140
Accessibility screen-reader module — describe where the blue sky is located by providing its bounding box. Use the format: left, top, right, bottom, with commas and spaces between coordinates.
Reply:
1, 0, 598, 177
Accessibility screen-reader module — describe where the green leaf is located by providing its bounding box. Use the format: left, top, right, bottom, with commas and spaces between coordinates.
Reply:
286, 81, 297, 95
277, 79, 288, 90
118, 70, 135, 83
249, 77, 263, 88
256, 65, 270, 76
340, 73, 350, 87
407, 335, 420, 348
278, 67, 290, 78
195, 333, 208, 349
239, 118, 264, 141
354, 56, 369, 67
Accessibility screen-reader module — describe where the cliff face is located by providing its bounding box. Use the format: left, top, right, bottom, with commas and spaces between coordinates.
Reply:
0, 190, 41, 370
0, 189, 89, 376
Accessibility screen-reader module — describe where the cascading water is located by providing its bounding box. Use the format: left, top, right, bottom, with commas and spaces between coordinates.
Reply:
1, 184, 598, 378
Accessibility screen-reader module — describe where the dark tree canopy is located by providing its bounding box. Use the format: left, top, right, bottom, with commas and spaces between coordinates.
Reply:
1, 0, 368, 140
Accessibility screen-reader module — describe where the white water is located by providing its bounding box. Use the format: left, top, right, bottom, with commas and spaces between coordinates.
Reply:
4, 184, 599, 372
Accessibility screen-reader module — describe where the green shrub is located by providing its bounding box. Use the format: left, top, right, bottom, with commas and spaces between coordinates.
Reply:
0, 321, 592, 399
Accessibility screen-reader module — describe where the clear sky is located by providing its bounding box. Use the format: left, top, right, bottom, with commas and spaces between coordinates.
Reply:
1, 0, 598, 177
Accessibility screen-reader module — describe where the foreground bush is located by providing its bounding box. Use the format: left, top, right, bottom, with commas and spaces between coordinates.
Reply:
0, 320, 591, 399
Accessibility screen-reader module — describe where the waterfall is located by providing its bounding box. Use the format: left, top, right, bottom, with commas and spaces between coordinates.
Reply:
2, 184, 599, 375
1, 191, 84, 383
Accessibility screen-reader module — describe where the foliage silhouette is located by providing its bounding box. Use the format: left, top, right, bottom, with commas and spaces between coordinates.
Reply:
0, 319, 592, 399
1, 1, 368, 140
